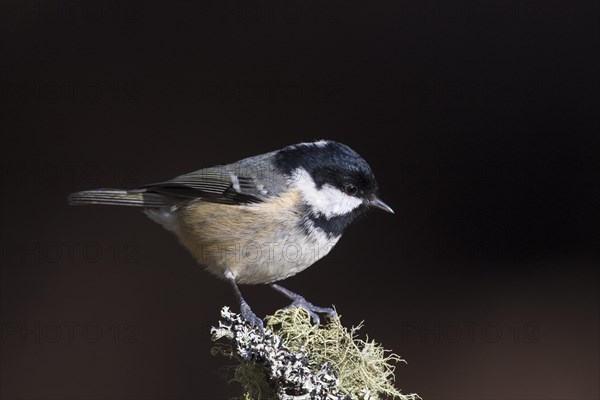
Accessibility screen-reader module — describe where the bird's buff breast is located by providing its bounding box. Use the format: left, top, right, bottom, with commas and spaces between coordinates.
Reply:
175, 189, 340, 284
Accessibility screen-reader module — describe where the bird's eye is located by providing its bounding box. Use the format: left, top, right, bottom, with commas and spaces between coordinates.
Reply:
344, 184, 358, 196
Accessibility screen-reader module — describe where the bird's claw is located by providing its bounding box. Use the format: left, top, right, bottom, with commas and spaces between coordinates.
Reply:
284, 299, 337, 327
240, 299, 264, 333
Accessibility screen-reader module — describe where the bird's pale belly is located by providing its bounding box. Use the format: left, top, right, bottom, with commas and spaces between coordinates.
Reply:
175, 189, 340, 284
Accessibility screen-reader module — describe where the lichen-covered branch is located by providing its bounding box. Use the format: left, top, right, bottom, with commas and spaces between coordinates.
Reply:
211, 307, 421, 400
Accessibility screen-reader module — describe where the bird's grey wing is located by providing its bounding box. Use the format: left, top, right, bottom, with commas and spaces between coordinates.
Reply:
141, 155, 286, 205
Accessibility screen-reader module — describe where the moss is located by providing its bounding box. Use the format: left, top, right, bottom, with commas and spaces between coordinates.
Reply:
266, 308, 412, 399
211, 306, 420, 400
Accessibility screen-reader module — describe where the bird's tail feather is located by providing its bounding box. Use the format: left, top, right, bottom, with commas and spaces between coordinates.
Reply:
68, 189, 171, 207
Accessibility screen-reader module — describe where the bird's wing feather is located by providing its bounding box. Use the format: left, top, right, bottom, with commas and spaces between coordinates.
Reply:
141, 165, 272, 205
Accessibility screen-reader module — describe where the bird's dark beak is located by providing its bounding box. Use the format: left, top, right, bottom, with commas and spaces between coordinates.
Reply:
368, 196, 394, 214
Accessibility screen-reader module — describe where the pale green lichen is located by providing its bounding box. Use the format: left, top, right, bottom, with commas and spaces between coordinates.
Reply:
211, 306, 420, 400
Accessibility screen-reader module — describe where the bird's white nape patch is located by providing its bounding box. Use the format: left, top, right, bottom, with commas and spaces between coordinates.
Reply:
229, 173, 241, 192
296, 139, 329, 148
312, 139, 329, 147
291, 168, 363, 218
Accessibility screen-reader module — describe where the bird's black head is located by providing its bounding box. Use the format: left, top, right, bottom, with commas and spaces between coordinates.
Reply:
274, 140, 393, 236
275, 140, 377, 197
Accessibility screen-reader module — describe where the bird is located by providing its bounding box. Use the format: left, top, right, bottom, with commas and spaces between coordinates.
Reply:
68, 140, 393, 328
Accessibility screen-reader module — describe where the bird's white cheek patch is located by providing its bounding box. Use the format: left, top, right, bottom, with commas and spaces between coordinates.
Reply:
291, 168, 363, 218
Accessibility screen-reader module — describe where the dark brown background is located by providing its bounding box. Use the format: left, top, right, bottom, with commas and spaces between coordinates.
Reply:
0, 1, 598, 399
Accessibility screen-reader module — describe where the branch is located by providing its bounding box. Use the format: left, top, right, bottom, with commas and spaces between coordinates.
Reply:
211, 306, 421, 400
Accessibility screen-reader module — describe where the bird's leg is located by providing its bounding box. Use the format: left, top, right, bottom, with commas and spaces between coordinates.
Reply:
225, 271, 263, 330
271, 283, 337, 326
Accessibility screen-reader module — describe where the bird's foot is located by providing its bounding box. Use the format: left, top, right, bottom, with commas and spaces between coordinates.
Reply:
240, 298, 264, 332
284, 298, 337, 327
271, 283, 336, 326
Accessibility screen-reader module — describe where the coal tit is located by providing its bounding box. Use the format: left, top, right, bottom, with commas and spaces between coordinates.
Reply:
68, 140, 393, 327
